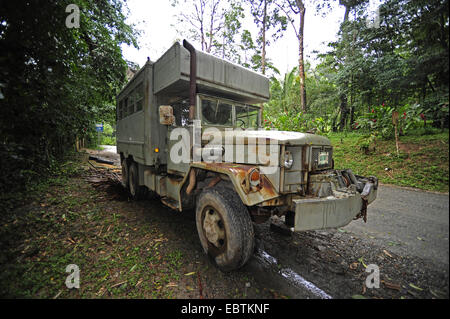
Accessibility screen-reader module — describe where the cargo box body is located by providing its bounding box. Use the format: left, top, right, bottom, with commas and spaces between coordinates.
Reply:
116, 42, 270, 168
153, 42, 269, 104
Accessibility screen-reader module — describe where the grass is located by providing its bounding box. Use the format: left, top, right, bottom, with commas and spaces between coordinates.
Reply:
0, 156, 186, 298
0, 153, 275, 299
327, 129, 449, 193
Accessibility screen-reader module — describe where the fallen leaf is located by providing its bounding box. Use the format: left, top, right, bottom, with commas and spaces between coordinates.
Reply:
387, 241, 399, 246
358, 257, 367, 268
110, 280, 127, 289
53, 290, 62, 299
135, 278, 143, 287
349, 262, 359, 270
129, 264, 137, 273
430, 289, 442, 298
184, 272, 196, 276
166, 282, 178, 288
409, 283, 423, 291
382, 280, 401, 291
383, 250, 393, 258
96, 287, 106, 296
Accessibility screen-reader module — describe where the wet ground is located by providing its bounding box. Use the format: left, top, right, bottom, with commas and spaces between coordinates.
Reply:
84, 146, 449, 299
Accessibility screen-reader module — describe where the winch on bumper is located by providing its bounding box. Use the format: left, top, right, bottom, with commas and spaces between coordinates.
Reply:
290, 169, 378, 232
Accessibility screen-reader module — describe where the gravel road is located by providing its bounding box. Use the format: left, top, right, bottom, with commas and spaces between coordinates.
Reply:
346, 185, 449, 266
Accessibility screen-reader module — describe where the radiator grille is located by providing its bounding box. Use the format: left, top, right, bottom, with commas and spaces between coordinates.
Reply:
311, 146, 333, 171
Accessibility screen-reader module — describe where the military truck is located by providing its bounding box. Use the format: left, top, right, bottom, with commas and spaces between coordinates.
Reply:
116, 40, 378, 271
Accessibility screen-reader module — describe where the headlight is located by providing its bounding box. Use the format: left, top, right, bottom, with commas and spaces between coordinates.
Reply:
283, 151, 293, 169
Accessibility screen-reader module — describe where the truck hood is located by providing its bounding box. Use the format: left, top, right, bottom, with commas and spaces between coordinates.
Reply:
202, 129, 331, 146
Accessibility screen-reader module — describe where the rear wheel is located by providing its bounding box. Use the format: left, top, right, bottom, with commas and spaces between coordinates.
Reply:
196, 186, 254, 271
121, 158, 129, 190
128, 161, 147, 200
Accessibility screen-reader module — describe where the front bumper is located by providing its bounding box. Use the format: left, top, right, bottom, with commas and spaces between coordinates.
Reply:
292, 170, 378, 232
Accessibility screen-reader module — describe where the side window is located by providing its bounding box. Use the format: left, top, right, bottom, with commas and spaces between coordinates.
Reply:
135, 83, 144, 112
123, 97, 128, 118
128, 92, 135, 115
118, 100, 122, 120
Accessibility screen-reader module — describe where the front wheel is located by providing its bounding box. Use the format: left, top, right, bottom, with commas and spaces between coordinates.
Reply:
196, 186, 254, 271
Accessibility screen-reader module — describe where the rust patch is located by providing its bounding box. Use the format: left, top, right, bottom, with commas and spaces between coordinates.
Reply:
207, 176, 221, 188
191, 162, 279, 204
259, 174, 277, 197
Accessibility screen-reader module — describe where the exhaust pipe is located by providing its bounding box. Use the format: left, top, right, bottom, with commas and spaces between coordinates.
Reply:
183, 39, 197, 121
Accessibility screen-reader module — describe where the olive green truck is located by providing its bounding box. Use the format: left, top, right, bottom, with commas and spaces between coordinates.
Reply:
116, 40, 378, 271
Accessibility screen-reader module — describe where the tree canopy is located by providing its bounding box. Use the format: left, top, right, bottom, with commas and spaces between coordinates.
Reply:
0, 0, 137, 191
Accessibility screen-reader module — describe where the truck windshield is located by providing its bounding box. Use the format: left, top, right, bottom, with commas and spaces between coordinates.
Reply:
201, 96, 260, 128
236, 105, 259, 128
201, 99, 233, 126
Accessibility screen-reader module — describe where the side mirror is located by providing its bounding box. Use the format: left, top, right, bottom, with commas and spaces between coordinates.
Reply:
159, 105, 175, 125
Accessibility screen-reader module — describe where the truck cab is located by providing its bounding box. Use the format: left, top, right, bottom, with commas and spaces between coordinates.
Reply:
116, 40, 378, 271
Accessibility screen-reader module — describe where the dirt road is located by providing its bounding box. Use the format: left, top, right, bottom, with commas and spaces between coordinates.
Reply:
86, 146, 449, 299
346, 186, 449, 266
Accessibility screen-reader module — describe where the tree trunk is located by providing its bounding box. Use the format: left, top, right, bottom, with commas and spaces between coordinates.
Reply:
339, 93, 348, 131
261, 0, 267, 75
200, 24, 205, 51
260, 0, 268, 117
338, 2, 351, 130
350, 74, 354, 126
298, 2, 306, 112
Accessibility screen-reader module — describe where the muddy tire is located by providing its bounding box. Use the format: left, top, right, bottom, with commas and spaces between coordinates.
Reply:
196, 186, 254, 271
128, 161, 147, 200
121, 158, 129, 190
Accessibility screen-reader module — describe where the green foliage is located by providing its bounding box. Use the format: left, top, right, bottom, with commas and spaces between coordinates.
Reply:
307, 0, 449, 132
100, 123, 116, 146
0, 0, 137, 192
354, 102, 444, 139
356, 104, 396, 139
329, 130, 449, 192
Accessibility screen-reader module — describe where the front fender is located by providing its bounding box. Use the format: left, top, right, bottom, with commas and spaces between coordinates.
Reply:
190, 162, 279, 206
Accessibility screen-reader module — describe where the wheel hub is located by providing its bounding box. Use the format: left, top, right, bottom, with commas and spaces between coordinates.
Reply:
203, 208, 225, 248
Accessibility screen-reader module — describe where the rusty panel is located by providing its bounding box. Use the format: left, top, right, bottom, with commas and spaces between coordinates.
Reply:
159, 105, 175, 125
191, 162, 279, 206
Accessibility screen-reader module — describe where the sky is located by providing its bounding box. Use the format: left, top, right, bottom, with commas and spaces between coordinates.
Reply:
120, 0, 382, 77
